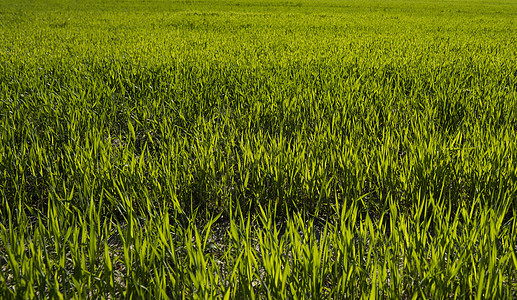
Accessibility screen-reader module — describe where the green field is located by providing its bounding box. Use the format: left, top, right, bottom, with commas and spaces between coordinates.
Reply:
1, 0, 517, 298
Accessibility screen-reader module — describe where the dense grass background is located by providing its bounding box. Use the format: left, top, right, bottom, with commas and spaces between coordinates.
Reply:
1, 0, 517, 298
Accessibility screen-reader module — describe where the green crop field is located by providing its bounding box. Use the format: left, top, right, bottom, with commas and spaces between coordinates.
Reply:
1, 0, 517, 298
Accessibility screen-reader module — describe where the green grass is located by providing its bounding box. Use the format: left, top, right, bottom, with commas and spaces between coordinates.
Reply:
1, 0, 517, 298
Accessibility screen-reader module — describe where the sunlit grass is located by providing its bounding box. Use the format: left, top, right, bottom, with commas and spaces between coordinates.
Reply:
1, 0, 517, 298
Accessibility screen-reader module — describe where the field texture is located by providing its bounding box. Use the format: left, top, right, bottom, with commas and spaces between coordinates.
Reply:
1, 0, 517, 298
